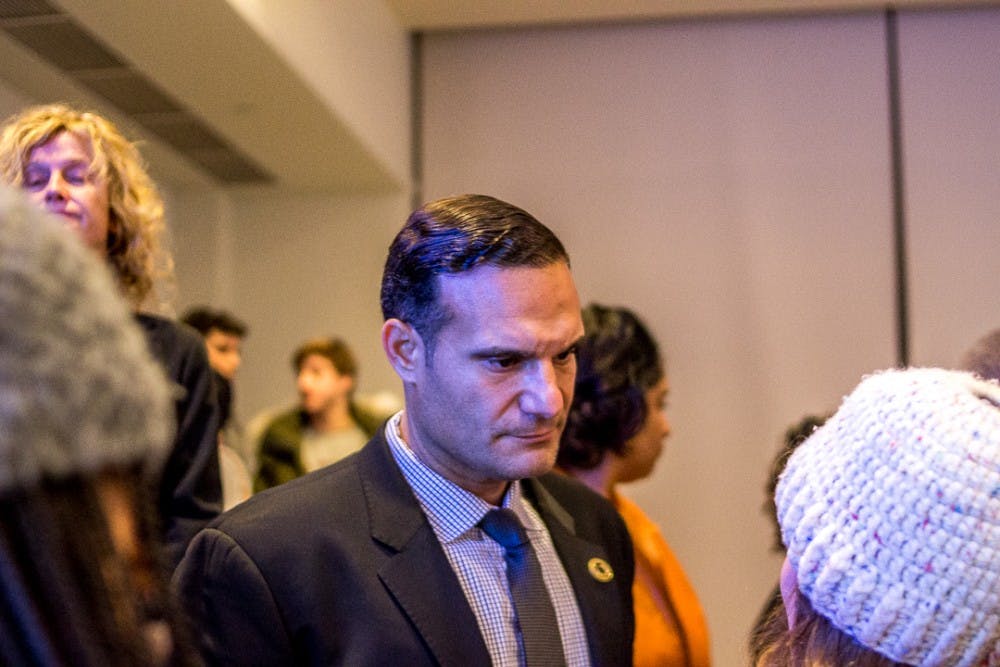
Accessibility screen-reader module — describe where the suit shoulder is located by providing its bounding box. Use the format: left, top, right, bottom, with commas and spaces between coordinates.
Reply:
215, 457, 364, 534
135, 313, 210, 377
536, 471, 615, 512
135, 313, 203, 352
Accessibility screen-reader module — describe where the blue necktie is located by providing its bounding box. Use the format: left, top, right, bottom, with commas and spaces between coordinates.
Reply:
479, 508, 567, 667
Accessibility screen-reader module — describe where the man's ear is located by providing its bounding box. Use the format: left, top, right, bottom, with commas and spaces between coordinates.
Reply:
382, 318, 423, 382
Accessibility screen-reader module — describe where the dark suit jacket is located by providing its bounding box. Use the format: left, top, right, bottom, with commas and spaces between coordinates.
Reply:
137, 313, 221, 569
174, 429, 635, 666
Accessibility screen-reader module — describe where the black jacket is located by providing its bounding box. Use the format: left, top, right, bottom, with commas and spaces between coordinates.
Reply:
137, 313, 221, 568
175, 429, 635, 666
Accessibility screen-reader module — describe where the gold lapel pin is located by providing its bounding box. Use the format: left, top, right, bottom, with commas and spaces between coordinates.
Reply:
587, 557, 614, 582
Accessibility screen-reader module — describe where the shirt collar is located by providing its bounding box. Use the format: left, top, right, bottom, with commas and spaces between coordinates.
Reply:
384, 412, 543, 541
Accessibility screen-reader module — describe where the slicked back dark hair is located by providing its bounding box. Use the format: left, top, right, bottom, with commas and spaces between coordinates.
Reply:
558, 304, 664, 470
380, 194, 570, 354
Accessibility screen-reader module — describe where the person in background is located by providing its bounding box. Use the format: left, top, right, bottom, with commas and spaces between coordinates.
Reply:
0, 187, 199, 666
0, 104, 221, 567
180, 306, 248, 428
558, 303, 711, 667
176, 194, 635, 666
749, 412, 830, 663
960, 326, 1000, 382
753, 368, 1000, 666
181, 306, 252, 509
253, 336, 385, 492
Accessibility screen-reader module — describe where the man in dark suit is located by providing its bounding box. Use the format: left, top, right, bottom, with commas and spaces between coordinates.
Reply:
175, 194, 635, 666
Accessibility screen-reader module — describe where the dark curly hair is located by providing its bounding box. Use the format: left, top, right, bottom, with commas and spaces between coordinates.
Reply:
558, 304, 664, 470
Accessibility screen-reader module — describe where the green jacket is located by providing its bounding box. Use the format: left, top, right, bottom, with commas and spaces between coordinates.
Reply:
253, 402, 384, 493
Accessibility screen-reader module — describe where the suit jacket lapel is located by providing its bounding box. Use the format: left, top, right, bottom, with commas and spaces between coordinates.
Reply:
525, 476, 628, 666
358, 433, 492, 666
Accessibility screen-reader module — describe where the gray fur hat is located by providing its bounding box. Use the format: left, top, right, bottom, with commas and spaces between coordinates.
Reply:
0, 187, 174, 491
777, 368, 1000, 666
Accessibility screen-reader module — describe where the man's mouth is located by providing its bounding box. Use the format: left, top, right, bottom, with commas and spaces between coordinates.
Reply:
509, 429, 558, 444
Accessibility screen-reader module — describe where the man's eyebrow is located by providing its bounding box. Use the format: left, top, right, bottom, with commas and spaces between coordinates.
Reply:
470, 347, 527, 359
477, 339, 584, 358
560, 335, 585, 354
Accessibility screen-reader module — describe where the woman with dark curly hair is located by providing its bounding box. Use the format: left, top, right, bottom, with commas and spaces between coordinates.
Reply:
558, 303, 711, 667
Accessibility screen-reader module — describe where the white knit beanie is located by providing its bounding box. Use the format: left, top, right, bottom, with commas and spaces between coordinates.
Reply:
0, 187, 174, 491
777, 368, 1000, 667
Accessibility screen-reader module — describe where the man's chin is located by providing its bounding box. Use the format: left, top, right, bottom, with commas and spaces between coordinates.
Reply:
512, 446, 559, 479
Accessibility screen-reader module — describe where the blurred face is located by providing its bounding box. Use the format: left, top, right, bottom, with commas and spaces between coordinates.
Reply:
22, 131, 111, 254
296, 353, 353, 417
617, 377, 671, 484
204, 328, 243, 380
95, 472, 174, 663
401, 263, 584, 504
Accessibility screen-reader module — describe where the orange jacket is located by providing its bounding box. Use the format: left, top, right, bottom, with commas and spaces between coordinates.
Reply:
614, 493, 711, 667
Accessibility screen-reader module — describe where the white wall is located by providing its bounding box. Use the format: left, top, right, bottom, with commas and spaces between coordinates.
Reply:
225, 0, 412, 186
900, 9, 1000, 367
0, 80, 33, 123
164, 186, 237, 309
4, 6, 997, 663
170, 190, 412, 421
418, 10, 995, 665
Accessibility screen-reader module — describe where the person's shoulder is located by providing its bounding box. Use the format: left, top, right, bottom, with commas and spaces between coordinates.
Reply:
268, 406, 305, 427
227, 450, 371, 520
529, 472, 632, 550
532, 472, 623, 525
135, 312, 201, 347
134, 313, 207, 368
535, 470, 609, 506
260, 406, 307, 442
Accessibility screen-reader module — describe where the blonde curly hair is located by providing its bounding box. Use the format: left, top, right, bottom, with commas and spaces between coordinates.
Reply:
0, 104, 173, 309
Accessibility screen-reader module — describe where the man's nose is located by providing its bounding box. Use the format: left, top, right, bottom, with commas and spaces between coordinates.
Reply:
519, 361, 563, 419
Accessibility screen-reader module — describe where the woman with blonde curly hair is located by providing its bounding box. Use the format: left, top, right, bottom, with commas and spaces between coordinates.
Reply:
0, 103, 170, 310
0, 104, 221, 568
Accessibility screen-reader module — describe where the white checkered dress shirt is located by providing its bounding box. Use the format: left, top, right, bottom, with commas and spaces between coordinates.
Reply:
384, 412, 591, 667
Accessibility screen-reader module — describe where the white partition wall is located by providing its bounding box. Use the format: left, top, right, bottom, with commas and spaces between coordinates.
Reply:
4, 5, 996, 662
220, 192, 411, 416
421, 14, 899, 665
900, 9, 1000, 368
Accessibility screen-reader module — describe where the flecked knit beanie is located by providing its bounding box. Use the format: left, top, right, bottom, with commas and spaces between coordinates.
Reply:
0, 187, 174, 492
776, 367, 1000, 667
